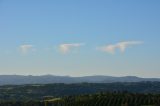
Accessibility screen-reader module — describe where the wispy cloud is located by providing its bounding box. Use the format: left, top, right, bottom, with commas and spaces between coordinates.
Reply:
98, 41, 143, 54
19, 44, 35, 54
59, 43, 84, 54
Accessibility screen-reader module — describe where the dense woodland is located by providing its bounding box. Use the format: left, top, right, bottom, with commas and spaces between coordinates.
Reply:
0, 92, 160, 106
0, 82, 160, 106
45, 92, 160, 106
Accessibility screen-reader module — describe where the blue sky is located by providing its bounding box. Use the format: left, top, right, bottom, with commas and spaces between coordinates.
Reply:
0, 0, 160, 77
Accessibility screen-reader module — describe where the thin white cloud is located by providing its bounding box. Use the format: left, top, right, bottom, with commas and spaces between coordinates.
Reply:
19, 44, 35, 54
98, 41, 143, 54
59, 43, 84, 54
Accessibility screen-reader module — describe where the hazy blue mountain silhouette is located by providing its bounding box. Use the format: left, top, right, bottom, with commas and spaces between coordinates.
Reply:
0, 75, 159, 85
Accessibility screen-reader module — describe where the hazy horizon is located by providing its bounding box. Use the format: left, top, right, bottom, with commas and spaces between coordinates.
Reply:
0, 74, 159, 79
0, 0, 160, 78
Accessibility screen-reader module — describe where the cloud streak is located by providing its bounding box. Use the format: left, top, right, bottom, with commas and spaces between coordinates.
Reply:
19, 44, 35, 54
59, 43, 84, 54
98, 41, 143, 54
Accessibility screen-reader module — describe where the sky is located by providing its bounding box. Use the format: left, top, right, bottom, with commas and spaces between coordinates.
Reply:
0, 0, 160, 77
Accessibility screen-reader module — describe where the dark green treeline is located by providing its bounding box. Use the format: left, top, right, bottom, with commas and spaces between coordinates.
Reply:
1, 92, 160, 106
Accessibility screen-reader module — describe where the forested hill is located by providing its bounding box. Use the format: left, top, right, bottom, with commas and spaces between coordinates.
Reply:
0, 75, 160, 85
0, 82, 160, 101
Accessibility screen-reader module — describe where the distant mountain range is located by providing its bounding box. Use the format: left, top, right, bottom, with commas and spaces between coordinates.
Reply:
0, 75, 160, 85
